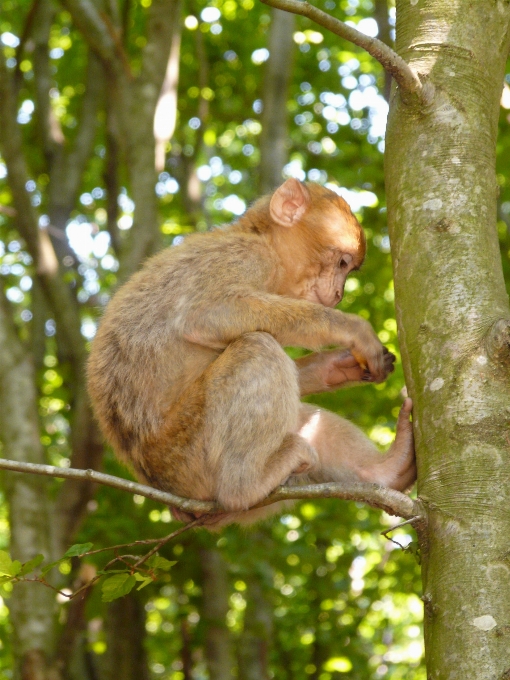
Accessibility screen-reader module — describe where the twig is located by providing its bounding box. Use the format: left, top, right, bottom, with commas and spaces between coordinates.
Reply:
381, 516, 421, 538
259, 0, 431, 102
0, 457, 422, 519
85, 534, 183, 557
133, 517, 206, 569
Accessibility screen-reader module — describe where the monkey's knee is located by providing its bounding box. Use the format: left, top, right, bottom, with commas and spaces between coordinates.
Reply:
215, 434, 317, 512
231, 332, 297, 376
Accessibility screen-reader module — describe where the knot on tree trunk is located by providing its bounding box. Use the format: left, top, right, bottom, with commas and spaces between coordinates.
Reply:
485, 318, 510, 367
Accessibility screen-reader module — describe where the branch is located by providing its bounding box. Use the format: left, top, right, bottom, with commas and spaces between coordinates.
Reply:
59, 0, 120, 67
261, 481, 422, 519
0, 458, 423, 520
259, 0, 430, 102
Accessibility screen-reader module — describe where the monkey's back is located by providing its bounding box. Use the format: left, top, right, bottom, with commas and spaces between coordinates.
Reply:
88, 228, 277, 470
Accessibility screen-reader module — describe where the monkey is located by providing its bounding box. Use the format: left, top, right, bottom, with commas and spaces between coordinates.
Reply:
87, 178, 415, 525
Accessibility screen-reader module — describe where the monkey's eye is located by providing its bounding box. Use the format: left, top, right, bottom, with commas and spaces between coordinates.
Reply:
338, 254, 353, 269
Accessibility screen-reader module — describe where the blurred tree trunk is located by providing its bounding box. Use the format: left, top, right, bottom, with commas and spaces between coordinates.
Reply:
386, 1, 510, 675
154, 0, 182, 172
0, 297, 58, 680
61, 0, 181, 279
200, 549, 235, 680
102, 594, 150, 680
238, 579, 273, 680
258, 8, 295, 194
179, 618, 193, 680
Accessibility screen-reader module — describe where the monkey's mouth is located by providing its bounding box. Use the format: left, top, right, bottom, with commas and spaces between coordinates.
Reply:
308, 290, 340, 307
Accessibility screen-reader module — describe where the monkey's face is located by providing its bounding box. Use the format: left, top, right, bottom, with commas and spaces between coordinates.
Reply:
303, 248, 359, 307
268, 179, 366, 307
304, 198, 366, 308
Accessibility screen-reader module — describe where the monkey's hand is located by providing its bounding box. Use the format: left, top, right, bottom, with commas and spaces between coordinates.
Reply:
296, 348, 395, 396
358, 346, 395, 384
342, 317, 392, 383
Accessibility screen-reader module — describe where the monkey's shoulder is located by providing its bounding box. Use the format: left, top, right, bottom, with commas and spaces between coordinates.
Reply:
136, 230, 276, 290
99, 230, 277, 329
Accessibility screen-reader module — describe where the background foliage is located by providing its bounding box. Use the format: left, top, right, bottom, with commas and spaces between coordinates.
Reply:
0, 0, 509, 677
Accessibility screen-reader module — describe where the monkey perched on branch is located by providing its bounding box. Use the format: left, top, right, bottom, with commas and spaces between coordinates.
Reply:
88, 179, 415, 524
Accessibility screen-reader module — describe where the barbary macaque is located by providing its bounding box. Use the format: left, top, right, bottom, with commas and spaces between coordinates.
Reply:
88, 179, 415, 524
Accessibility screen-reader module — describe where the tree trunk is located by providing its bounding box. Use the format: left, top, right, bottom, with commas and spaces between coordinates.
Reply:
0, 296, 58, 680
386, 1, 510, 676
200, 549, 235, 680
103, 594, 150, 680
238, 579, 272, 680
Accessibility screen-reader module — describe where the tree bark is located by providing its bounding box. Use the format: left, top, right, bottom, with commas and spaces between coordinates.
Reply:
386, 1, 510, 676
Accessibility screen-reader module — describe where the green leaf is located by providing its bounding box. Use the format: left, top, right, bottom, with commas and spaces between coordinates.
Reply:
134, 573, 153, 590
404, 541, 422, 565
18, 554, 44, 576
41, 560, 63, 576
0, 551, 13, 576
101, 573, 137, 602
145, 555, 177, 572
0, 552, 22, 577
10, 561, 22, 577
64, 543, 94, 558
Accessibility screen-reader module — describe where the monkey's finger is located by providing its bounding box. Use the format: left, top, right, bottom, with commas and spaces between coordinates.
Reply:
366, 353, 387, 383
383, 352, 396, 375
383, 348, 396, 362
331, 352, 360, 369
350, 349, 368, 371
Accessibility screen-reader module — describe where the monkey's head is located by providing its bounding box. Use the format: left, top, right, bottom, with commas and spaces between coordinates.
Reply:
267, 178, 366, 308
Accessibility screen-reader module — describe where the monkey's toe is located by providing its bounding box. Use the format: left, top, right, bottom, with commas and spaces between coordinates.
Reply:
400, 397, 413, 417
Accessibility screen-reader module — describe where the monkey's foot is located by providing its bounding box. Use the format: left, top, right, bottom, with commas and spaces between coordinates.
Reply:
388, 398, 416, 491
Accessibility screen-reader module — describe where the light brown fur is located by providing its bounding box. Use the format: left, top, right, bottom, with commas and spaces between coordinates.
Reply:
88, 179, 415, 523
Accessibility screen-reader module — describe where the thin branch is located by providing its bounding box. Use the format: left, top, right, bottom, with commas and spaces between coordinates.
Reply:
85, 518, 205, 557
259, 0, 429, 101
0, 458, 217, 514
132, 517, 205, 569
0, 458, 422, 520
381, 516, 420, 540
373, 0, 392, 101
14, 0, 44, 86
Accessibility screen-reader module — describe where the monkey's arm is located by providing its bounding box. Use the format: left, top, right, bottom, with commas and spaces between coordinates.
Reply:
183, 294, 388, 381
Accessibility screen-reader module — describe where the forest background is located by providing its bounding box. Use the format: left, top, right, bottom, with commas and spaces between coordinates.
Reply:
0, 0, 509, 678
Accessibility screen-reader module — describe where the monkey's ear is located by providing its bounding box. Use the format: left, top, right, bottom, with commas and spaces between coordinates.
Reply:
269, 178, 311, 227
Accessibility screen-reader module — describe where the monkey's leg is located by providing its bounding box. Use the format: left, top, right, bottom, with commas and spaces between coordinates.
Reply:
294, 398, 415, 492
204, 331, 319, 512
